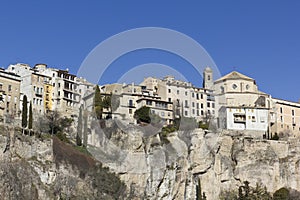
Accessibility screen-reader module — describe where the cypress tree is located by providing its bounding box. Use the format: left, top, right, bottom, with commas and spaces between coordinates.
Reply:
28, 101, 33, 129
94, 85, 102, 119
22, 95, 28, 128
76, 106, 83, 146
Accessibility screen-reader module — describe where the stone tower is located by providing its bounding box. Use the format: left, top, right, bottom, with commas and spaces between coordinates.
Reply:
203, 67, 213, 89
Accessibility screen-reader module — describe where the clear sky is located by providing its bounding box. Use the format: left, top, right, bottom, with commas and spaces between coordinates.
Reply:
0, 1, 300, 102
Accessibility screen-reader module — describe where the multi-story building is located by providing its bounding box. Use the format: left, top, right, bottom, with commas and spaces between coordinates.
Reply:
0, 68, 21, 123
6, 63, 49, 116
99, 83, 173, 124
214, 71, 271, 132
141, 67, 215, 122
270, 98, 300, 136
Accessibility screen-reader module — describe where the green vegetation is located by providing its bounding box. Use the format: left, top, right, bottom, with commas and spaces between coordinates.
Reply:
219, 181, 272, 200
273, 188, 289, 200
22, 95, 28, 128
199, 121, 209, 130
76, 106, 83, 146
28, 101, 33, 129
94, 85, 103, 119
134, 106, 151, 124
53, 136, 126, 199
196, 178, 206, 200
271, 133, 279, 141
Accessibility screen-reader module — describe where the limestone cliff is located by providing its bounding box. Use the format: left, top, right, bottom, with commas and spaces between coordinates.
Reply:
87, 121, 300, 199
0, 125, 125, 200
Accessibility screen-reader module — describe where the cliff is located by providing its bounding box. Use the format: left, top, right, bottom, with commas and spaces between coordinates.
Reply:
87, 121, 300, 199
1, 122, 300, 199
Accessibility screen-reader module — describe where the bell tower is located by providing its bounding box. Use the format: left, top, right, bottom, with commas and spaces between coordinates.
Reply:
203, 67, 213, 89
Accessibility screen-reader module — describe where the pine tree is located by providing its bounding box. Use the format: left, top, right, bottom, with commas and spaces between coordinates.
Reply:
76, 106, 83, 146
28, 101, 33, 129
22, 95, 28, 128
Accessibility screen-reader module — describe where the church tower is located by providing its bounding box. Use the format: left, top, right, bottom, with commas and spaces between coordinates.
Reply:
203, 67, 213, 89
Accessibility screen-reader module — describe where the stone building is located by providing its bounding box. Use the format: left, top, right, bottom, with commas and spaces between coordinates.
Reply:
0, 68, 21, 124
270, 98, 300, 136
141, 68, 215, 122
214, 71, 271, 132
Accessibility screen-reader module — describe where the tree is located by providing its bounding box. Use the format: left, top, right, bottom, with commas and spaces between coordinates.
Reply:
28, 101, 33, 129
134, 106, 151, 124
273, 188, 289, 200
94, 85, 102, 119
83, 110, 88, 147
46, 110, 61, 135
22, 95, 28, 128
196, 178, 202, 200
76, 106, 83, 146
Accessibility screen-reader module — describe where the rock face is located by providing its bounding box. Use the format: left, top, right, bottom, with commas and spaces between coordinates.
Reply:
87, 121, 300, 199
1, 122, 300, 199
0, 126, 125, 200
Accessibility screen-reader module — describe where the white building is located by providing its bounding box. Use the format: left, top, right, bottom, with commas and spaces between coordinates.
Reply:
214, 71, 271, 132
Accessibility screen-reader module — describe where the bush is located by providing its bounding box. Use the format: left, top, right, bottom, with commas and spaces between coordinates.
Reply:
273, 188, 289, 200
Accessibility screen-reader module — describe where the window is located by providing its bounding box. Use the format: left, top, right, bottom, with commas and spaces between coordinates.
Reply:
196, 103, 199, 109
8, 85, 12, 92
292, 110, 295, 116
129, 109, 132, 114
185, 111, 188, 116
168, 89, 171, 93
129, 99, 133, 107
146, 100, 152, 105
280, 107, 283, 113
201, 110, 204, 116
201, 94, 203, 99
220, 86, 225, 93
212, 103, 215, 108
177, 90, 179, 94
280, 116, 283, 122
208, 75, 211, 81
246, 84, 250, 90
196, 93, 199, 99
161, 112, 165, 117
185, 100, 188, 107
185, 91, 188, 96
192, 102, 195, 107
168, 98, 172, 102
197, 110, 199, 116
207, 102, 210, 108
192, 93, 194, 98
192, 109, 195, 115
232, 84, 237, 89
201, 103, 203, 109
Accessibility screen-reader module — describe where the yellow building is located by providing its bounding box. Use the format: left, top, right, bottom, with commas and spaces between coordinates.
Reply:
44, 83, 53, 112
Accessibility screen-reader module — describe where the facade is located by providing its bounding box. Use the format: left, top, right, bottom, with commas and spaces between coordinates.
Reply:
0, 68, 21, 123
214, 71, 270, 132
270, 98, 300, 136
141, 71, 215, 122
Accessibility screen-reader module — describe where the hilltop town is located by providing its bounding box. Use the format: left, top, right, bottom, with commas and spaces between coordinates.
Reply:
0, 63, 299, 140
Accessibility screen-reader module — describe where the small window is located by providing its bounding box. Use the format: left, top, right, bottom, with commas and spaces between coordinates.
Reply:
168, 98, 171, 102
232, 84, 237, 89
177, 90, 179, 94
168, 89, 171, 93
8, 85, 12, 92
129, 109, 132, 114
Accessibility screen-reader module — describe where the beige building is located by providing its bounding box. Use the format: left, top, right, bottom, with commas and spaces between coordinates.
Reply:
99, 83, 173, 124
0, 68, 21, 123
270, 98, 300, 136
141, 67, 215, 122
214, 71, 271, 132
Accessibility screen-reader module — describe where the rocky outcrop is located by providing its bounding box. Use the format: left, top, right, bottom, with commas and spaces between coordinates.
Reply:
0, 125, 125, 200
87, 121, 300, 199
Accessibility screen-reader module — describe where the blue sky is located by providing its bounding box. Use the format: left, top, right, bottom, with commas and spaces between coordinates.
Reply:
0, 1, 300, 102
